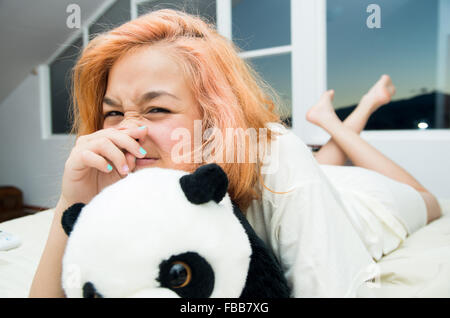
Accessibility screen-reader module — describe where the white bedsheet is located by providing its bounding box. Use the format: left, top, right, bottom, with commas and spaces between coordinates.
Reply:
0, 200, 449, 298
0, 209, 54, 297
358, 199, 450, 297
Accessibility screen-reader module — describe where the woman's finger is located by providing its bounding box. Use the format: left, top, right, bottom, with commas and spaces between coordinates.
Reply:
91, 128, 148, 159
122, 125, 149, 141
125, 151, 136, 173
88, 138, 130, 175
80, 149, 115, 174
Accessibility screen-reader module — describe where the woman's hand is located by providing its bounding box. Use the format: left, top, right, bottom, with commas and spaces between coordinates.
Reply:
61, 126, 149, 205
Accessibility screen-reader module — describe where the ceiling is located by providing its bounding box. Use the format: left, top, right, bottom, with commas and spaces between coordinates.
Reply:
0, 0, 108, 104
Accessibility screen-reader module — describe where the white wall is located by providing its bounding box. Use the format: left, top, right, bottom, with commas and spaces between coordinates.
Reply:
306, 130, 450, 200
360, 135, 450, 199
0, 73, 75, 208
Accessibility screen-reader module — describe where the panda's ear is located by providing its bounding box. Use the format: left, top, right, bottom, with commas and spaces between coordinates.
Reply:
61, 203, 85, 236
179, 163, 228, 204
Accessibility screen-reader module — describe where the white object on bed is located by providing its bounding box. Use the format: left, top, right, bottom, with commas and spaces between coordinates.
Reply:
0, 230, 22, 251
0, 200, 449, 298
0, 209, 54, 297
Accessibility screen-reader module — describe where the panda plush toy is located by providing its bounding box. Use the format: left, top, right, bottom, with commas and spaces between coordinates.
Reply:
61, 163, 290, 298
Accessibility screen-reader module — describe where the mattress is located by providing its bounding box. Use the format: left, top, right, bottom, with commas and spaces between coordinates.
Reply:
0, 209, 54, 297
357, 198, 450, 297
0, 200, 449, 298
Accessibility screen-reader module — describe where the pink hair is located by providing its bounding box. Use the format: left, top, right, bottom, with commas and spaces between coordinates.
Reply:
71, 9, 286, 212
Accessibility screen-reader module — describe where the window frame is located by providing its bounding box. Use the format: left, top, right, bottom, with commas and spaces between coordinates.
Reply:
320, 0, 450, 145
214, 0, 329, 143
39, 27, 87, 140
39, 0, 117, 140
40, 0, 449, 143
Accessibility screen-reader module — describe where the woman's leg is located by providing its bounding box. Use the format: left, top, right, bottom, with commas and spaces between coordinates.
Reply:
307, 90, 442, 224
307, 75, 396, 165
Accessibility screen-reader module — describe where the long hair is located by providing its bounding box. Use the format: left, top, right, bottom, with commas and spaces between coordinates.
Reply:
71, 9, 286, 212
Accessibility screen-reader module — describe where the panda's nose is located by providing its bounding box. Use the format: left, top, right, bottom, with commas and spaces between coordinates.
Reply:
82, 282, 103, 298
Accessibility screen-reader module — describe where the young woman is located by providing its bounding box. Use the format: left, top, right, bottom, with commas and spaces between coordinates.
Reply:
30, 10, 441, 298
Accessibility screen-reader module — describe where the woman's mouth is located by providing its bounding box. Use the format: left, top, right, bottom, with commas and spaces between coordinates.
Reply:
135, 158, 159, 166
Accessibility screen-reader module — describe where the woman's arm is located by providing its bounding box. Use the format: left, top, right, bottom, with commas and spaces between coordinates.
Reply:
29, 127, 149, 297
29, 196, 70, 298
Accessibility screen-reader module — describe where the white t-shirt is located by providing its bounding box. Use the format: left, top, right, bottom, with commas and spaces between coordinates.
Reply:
245, 123, 377, 297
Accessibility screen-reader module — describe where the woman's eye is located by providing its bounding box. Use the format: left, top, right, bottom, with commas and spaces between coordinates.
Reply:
103, 111, 123, 118
103, 108, 169, 119
148, 108, 170, 114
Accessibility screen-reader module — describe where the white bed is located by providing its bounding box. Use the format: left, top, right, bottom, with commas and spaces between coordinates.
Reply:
1, 199, 449, 298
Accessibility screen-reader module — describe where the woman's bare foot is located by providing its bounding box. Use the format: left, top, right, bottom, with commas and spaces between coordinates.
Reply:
306, 90, 340, 128
362, 74, 396, 112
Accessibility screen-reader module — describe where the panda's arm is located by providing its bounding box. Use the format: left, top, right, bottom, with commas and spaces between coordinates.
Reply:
29, 196, 70, 298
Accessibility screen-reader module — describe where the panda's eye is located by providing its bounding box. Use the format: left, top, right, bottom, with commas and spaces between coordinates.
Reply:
158, 252, 214, 298
168, 261, 192, 288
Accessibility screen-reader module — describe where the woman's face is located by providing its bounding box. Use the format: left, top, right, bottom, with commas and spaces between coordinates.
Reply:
102, 46, 203, 172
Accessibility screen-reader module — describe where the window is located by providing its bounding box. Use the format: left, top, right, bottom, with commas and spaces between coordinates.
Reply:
48, 0, 131, 136
49, 36, 83, 134
137, 0, 216, 25
232, 0, 290, 51
232, 0, 292, 126
246, 53, 292, 126
89, 0, 131, 38
45, 0, 296, 136
327, 0, 450, 130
